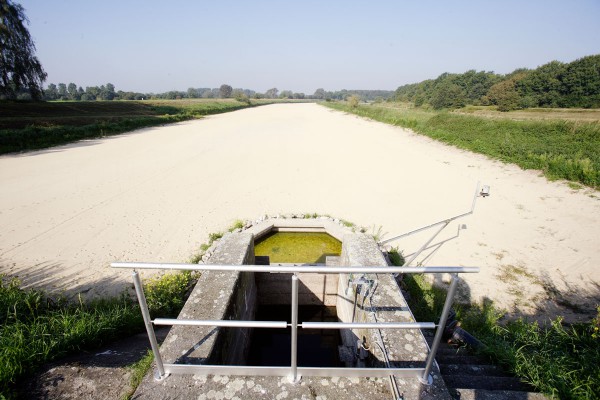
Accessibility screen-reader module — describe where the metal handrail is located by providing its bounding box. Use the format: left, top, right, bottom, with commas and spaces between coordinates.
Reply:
379, 182, 482, 246
114, 262, 478, 386
112, 262, 478, 274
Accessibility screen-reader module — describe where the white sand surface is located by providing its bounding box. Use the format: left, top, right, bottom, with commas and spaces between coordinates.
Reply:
1, 103, 598, 321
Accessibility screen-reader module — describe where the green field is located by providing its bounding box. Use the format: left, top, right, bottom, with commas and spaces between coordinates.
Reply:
324, 102, 600, 189
0, 99, 280, 154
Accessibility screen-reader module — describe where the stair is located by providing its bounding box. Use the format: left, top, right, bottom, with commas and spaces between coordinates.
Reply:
424, 331, 549, 400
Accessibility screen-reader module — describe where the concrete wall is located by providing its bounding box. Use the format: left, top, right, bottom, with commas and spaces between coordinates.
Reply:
256, 271, 338, 306
336, 233, 388, 365
138, 232, 256, 368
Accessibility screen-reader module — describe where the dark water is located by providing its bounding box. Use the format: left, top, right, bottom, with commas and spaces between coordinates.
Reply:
247, 305, 341, 367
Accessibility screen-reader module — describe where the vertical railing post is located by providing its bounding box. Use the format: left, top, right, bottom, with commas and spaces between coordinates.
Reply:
132, 270, 168, 381
289, 273, 300, 383
419, 273, 459, 385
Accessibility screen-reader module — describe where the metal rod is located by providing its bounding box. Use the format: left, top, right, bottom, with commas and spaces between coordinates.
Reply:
132, 270, 167, 380
301, 322, 435, 329
379, 182, 481, 245
404, 221, 450, 266
290, 274, 299, 383
153, 318, 287, 329
164, 364, 426, 378
112, 262, 479, 274
420, 273, 460, 385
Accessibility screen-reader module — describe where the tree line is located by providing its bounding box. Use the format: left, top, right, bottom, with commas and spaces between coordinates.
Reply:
38, 83, 395, 102
394, 54, 600, 111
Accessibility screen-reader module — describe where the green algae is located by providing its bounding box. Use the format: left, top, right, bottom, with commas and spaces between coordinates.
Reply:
254, 232, 341, 264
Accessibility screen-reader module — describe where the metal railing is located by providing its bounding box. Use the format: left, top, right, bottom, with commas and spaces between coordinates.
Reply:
112, 262, 478, 384
379, 183, 489, 268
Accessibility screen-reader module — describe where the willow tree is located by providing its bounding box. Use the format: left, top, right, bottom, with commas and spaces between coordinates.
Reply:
0, 0, 46, 100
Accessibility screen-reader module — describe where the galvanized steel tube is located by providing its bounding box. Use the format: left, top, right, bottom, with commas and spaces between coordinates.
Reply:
301, 322, 435, 330
420, 273, 460, 385
112, 262, 479, 274
290, 274, 299, 383
132, 270, 166, 380
153, 318, 287, 328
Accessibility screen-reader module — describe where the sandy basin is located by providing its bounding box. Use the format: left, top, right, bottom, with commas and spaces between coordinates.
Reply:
1, 103, 598, 321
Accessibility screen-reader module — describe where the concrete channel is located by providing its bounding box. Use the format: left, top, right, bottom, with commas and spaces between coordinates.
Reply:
131, 218, 451, 399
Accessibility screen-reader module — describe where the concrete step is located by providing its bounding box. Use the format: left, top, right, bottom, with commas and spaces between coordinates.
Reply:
440, 363, 511, 377
443, 375, 535, 392
435, 346, 472, 356
452, 388, 550, 400
435, 353, 492, 365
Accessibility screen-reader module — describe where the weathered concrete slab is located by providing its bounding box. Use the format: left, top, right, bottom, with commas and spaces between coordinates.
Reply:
337, 233, 451, 399
245, 217, 350, 242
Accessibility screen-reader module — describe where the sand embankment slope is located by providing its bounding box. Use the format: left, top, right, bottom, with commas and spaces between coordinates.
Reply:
1, 103, 598, 321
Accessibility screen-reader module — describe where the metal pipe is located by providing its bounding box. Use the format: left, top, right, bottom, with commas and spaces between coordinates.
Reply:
379, 182, 481, 245
302, 322, 435, 329
403, 221, 450, 266
132, 270, 167, 381
419, 273, 460, 385
164, 364, 426, 378
153, 318, 287, 329
290, 274, 299, 383
111, 262, 479, 275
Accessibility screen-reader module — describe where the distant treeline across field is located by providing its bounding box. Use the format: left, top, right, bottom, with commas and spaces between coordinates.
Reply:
29, 83, 394, 103
394, 54, 600, 111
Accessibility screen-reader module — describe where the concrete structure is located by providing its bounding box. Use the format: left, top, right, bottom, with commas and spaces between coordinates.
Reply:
132, 218, 451, 399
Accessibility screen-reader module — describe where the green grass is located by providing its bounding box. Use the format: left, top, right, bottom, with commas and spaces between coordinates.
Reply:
0, 99, 276, 154
324, 102, 600, 189
121, 350, 154, 400
461, 306, 600, 400
0, 271, 196, 398
389, 253, 600, 399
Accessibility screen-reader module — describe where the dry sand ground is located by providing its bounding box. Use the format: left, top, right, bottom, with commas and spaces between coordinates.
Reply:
1, 103, 599, 322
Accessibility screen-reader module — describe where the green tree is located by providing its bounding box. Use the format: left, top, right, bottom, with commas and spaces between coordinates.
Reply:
219, 84, 233, 98
67, 82, 79, 100
44, 83, 57, 100
486, 79, 521, 111
85, 85, 99, 100
313, 88, 326, 99
347, 94, 360, 108
187, 87, 198, 98
265, 87, 278, 99
0, 0, 47, 100
57, 82, 67, 99
560, 55, 600, 108
517, 60, 565, 107
430, 82, 466, 109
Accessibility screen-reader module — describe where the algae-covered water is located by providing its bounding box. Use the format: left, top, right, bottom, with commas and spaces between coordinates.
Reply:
254, 232, 341, 264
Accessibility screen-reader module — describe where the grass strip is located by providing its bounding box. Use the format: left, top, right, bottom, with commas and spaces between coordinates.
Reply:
323, 102, 600, 189
388, 249, 600, 399
0, 271, 196, 398
0, 99, 272, 155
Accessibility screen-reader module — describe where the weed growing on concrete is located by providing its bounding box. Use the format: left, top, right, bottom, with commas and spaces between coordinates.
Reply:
387, 247, 405, 267
121, 350, 153, 400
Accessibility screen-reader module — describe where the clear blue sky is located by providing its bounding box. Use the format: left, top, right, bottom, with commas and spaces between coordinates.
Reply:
18, 0, 600, 94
